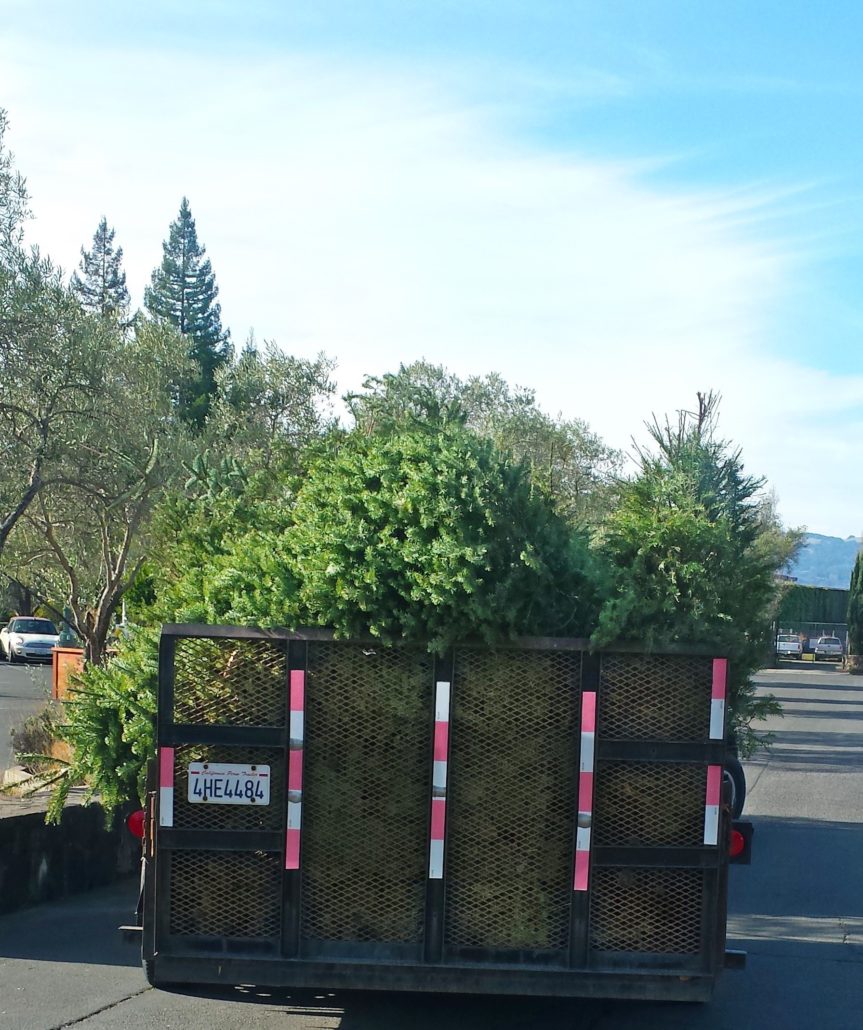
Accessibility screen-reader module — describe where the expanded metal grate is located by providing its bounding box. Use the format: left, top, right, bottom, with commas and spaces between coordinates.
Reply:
599, 654, 713, 741
169, 850, 282, 938
173, 637, 287, 727
590, 868, 703, 954
172, 746, 285, 832
444, 648, 580, 953
300, 643, 433, 945
593, 762, 707, 848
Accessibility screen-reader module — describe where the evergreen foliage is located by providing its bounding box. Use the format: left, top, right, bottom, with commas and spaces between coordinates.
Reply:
848, 553, 863, 655
284, 419, 602, 651
48, 627, 159, 822
347, 362, 623, 525
144, 197, 231, 426
593, 393, 800, 754
778, 584, 850, 626
70, 216, 130, 320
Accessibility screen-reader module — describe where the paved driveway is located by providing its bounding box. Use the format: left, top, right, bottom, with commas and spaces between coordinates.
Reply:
0, 661, 52, 775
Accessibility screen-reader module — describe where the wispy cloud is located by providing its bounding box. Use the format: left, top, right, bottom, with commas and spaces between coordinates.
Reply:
1, 32, 859, 535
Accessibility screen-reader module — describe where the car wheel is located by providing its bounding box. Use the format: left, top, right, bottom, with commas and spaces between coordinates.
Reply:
723, 756, 746, 819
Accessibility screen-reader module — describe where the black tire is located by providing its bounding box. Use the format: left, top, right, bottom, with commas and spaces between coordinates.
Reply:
143, 957, 157, 987
724, 756, 746, 819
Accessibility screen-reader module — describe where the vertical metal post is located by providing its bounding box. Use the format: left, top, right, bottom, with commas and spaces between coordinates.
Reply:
424, 651, 454, 964
282, 639, 306, 958
569, 650, 600, 968
154, 631, 176, 955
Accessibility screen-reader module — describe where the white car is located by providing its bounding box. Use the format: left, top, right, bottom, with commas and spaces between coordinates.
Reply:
775, 634, 803, 659
0, 617, 60, 663
813, 635, 844, 661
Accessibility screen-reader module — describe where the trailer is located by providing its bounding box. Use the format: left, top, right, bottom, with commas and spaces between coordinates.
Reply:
140, 624, 751, 1003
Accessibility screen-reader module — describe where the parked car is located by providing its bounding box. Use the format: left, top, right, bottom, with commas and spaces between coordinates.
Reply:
0, 617, 60, 663
813, 635, 844, 661
776, 633, 803, 659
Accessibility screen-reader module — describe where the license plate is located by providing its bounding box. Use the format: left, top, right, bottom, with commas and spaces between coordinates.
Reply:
187, 763, 271, 805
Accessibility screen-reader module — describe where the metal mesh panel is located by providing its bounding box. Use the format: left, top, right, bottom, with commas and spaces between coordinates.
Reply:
169, 850, 282, 938
300, 643, 433, 945
173, 637, 287, 727
444, 649, 580, 953
593, 762, 707, 848
600, 654, 712, 741
172, 745, 285, 832
590, 868, 703, 954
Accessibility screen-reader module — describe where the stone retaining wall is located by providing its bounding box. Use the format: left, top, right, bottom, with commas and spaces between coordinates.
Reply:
0, 802, 140, 915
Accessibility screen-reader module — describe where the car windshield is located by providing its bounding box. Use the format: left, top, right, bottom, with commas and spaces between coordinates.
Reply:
10, 618, 57, 634
778, 635, 797, 642
818, 637, 840, 644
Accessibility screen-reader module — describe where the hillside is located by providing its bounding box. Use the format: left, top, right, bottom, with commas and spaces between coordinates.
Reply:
786, 533, 861, 589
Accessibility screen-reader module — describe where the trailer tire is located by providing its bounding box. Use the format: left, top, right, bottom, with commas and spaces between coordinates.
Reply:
724, 757, 746, 819
143, 958, 156, 987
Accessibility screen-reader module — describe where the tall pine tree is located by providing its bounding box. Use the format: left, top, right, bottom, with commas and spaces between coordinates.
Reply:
71, 216, 130, 320
144, 197, 231, 427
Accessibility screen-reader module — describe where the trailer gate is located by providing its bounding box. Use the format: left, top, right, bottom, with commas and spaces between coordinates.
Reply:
146, 626, 731, 1001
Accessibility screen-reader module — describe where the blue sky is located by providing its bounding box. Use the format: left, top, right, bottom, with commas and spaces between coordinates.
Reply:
2, 1, 862, 536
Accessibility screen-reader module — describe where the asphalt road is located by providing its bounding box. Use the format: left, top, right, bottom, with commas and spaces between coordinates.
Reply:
1, 662, 862, 1029
0, 660, 52, 774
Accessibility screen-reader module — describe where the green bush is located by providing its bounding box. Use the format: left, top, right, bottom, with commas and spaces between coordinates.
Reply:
10, 703, 63, 773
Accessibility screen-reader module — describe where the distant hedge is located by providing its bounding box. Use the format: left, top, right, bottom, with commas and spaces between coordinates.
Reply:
777, 584, 849, 625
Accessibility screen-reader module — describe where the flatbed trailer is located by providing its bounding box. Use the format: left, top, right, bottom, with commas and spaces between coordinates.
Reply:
141, 625, 750, 1003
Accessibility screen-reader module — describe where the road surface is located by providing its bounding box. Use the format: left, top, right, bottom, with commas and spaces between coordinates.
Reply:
0, 661, 52, 775
1, 662, 861, 1029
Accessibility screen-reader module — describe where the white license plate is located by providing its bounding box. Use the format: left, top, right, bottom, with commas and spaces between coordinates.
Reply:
187, 763, 271, 805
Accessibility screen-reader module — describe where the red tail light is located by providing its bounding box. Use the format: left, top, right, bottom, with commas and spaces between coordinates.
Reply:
729, 828, 745, 859
126, 808, 146, 839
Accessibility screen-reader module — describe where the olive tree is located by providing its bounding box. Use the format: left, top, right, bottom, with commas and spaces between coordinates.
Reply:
7, 321, 192, 663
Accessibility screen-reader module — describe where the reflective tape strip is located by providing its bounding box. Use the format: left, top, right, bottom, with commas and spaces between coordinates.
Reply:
574, 691, 597, 892
710, 659, 727, 740
159, 747, 174, 827
704, 764, 723, 845
429, 680, 451, 879
286, 669, 305, 870
434, 681, 450, 721
429, 839, 445, 880
432, 760, 447, 792
709, 699, 726, 740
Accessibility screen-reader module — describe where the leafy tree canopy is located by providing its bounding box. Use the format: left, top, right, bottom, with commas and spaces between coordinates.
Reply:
4, 319, 193, 663
348, 362, 622, 525
0, 108, 29, 253
0, 247, 113, 557
205, 338, 336, 475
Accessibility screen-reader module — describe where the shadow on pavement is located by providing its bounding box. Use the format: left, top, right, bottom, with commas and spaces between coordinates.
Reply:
0, 875, 140, 967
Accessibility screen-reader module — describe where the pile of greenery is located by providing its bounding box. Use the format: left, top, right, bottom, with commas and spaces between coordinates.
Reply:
0, 112, 799, 817
592, 393, 799, 755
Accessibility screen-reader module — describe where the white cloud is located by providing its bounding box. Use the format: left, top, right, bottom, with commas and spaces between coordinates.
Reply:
1, 34, 860, 536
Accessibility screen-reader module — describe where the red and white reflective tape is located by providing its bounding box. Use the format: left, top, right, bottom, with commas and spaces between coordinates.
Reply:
286, 669, 305, 870
704, 764, 722, 845
429, 680, 451, 880
710, 658, 727, 740
159, 746, 175, 827
573, 691, 596, 892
